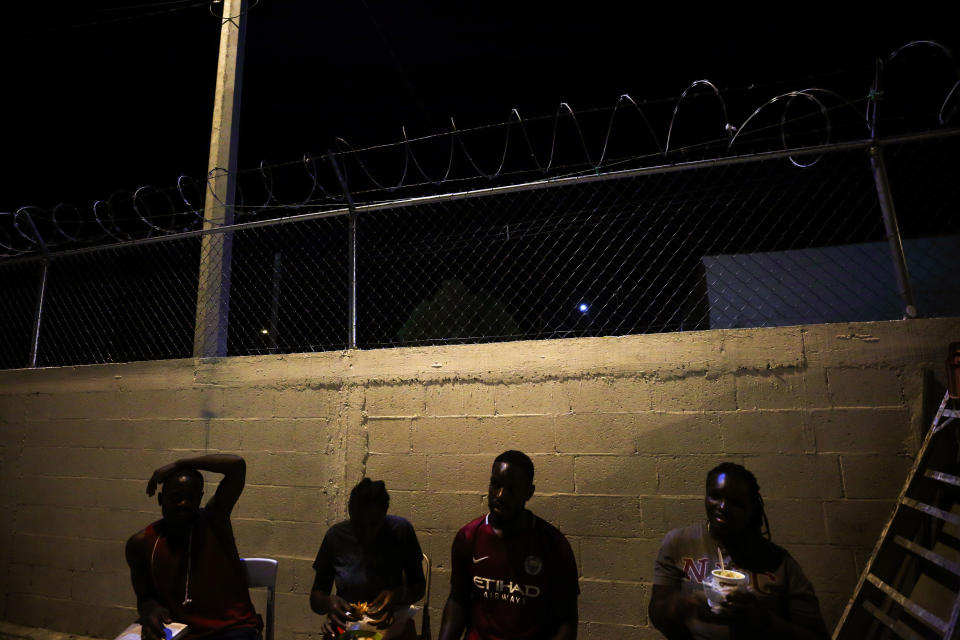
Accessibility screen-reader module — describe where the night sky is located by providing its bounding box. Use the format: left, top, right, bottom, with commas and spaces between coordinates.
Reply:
3, 2, 957, 212
2, 2, 959, 367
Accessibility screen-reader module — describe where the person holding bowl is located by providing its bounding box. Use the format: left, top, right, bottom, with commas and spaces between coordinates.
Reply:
649, 462, 829, 639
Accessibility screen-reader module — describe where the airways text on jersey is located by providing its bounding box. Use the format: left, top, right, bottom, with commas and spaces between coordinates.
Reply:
473, 575, 541, 604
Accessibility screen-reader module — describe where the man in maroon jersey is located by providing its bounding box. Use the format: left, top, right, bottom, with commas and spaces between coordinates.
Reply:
438, 450, 579, 640
125, 454, 261, 640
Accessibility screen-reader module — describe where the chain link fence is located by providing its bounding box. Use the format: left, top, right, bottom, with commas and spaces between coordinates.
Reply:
1, 129, 958, 370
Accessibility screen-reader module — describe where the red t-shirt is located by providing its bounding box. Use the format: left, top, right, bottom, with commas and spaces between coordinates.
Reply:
449, 513, 579, 640
143, 509, 260, 640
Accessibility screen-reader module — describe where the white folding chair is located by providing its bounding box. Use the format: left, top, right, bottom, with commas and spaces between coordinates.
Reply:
242, 557, 279, 640
416, 553, 431, 640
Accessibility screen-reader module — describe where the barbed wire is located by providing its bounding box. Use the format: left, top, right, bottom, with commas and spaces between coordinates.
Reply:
208, 0, 261, 23
19, 0, 261, 36
2, 40, 958, 258
23, 0, 209, 35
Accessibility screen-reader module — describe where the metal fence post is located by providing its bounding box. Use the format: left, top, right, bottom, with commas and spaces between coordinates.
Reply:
328, 151, 358, 349
28, 260, 49, 368
22, 211, 50, 368
269, 250, 281, 353
870, 146, 918, 318
868, 58, 919, 319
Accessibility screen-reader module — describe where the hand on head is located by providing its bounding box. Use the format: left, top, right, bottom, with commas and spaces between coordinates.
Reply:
147, 462, 180, 497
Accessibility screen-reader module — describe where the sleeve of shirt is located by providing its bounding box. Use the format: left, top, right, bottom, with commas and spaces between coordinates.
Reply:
398, 518, 426, 587
312, 529, 336, 594
782, 552, 830, 638
653, 528, 685, 587
447, 528, 472, 607
557, 533, 580, 597
552, 531, 580, 622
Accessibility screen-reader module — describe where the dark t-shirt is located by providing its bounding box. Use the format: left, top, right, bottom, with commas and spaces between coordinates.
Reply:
449, 512, 580, 640
654, 522, 829, 640
313, 514, 425, 603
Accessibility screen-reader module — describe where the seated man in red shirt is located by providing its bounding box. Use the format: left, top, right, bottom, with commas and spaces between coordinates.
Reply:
125, 454, 261, 640
438, 450, 579, 640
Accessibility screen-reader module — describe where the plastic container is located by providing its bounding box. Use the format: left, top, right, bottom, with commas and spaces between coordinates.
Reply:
703, 568, 749, 611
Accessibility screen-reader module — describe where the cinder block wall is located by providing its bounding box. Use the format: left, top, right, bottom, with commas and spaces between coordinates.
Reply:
1, 319, 957, 640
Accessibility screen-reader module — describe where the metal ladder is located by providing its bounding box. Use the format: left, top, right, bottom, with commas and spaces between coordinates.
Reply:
834, 390, 960, 639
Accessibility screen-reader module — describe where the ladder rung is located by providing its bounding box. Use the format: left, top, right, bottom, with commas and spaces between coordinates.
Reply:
925, 469, 960, 488
834, 393, 959, 640
933, 417, 956, 435
862, 600, 924, 640
865, 573, 948, 634
902, 498, 960, 527
893, 535, 960, 576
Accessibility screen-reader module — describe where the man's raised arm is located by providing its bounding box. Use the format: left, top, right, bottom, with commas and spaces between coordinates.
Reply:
147, 454, 246, 515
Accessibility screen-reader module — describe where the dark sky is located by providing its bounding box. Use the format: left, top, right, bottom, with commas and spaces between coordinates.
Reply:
2, 2, 958, 365
2, 1, 957, 211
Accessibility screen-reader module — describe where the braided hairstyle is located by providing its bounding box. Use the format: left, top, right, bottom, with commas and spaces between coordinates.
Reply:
706, 462, 771, 540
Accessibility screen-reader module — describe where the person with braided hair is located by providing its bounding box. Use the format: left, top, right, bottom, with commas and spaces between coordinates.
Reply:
310, 478, 426, 640
649, 463, 829, 640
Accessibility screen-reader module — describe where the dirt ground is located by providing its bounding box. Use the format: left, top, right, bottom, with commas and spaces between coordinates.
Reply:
0, 622, 104, 640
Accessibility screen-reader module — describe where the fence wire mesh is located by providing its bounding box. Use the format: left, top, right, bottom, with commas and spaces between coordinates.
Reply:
226, 216, 351, 355
357, 146, 886, 347
35, 238, 200, 367
882, 135, 960, 321
1, 131, 958, 369
0, 261, 42, 369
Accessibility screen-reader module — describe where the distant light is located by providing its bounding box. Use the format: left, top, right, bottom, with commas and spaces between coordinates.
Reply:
578, 303, 589, 313
260, 329, 269, 335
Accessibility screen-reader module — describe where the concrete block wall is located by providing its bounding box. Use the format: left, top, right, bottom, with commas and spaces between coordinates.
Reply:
0, 318, 957, 640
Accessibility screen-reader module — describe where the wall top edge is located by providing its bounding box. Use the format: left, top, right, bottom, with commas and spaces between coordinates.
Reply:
0, 318, 957, 393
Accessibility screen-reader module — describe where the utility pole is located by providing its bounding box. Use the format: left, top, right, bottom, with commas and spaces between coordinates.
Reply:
867, 58, 918, 320
194, 0, 246, 357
